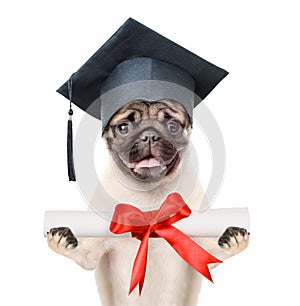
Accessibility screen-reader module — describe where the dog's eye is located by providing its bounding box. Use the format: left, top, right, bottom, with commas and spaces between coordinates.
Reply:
116, 123, 131, 135
167, 121, 182, 134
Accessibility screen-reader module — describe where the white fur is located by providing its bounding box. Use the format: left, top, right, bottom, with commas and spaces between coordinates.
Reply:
48, 145, 248, 306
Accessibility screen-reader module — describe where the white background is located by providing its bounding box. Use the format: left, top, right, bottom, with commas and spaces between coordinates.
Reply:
1, 0, 299, 305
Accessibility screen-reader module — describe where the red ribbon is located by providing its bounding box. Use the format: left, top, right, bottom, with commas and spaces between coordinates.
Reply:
109, 192, 222, 295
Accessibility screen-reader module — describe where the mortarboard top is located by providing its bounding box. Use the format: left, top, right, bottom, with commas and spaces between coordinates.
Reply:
57, 18, 228, 130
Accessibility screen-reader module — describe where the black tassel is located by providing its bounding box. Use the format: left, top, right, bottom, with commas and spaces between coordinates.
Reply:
67, 109, 76, 181
67, 76, 76, 181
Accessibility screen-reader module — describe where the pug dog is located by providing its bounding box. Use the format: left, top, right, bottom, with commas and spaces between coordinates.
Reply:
48, 99, 249, 306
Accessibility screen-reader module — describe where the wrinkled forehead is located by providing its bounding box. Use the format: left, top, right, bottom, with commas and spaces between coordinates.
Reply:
108, 100, 190, 126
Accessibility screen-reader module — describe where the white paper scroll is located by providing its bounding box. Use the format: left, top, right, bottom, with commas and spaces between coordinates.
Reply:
44, 208, 249, 238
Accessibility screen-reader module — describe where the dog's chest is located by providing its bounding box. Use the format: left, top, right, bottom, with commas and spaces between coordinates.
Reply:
96, 237, 201, 306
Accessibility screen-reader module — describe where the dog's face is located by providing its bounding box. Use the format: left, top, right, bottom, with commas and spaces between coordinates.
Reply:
103, 100, 191, 186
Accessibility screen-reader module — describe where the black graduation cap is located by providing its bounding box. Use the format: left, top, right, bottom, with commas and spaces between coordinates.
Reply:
57, 18, 228, 181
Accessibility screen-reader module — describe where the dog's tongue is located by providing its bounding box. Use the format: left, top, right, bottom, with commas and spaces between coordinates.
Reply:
136, 157, 161, 168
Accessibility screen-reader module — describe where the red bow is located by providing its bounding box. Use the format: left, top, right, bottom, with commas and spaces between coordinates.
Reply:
109, 192, 222, 295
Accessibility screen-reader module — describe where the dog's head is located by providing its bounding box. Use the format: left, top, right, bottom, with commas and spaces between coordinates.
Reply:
103, 99, 191, 187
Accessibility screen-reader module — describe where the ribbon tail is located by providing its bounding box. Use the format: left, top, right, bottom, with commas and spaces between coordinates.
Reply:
129, 228, 151, 295
155, 225, 222, 282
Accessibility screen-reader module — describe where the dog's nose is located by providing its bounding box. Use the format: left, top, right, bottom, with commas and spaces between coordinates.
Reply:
140, 130, 160, 144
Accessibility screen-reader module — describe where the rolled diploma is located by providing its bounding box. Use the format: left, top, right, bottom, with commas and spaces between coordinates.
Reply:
44, 208, 249, 238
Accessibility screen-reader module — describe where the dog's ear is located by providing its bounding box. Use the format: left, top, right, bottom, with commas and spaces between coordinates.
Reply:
103, 125, 115, 150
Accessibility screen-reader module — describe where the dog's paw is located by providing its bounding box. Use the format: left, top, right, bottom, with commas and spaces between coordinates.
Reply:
47, 227, 78, 256
218, 227, 249, 255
